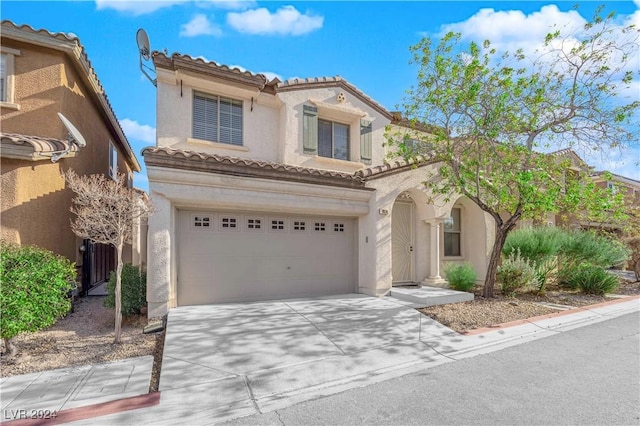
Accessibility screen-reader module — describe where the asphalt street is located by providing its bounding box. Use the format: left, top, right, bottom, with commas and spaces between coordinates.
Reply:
222, 311, 640, 426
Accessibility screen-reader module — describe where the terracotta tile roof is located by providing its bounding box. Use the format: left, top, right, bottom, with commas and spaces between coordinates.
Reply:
356, 155, 438, 180
142, 147, 370, 190
1, 132, 79, 161
277, 76, 392, 119
1, 20, 141, 171
153, 52, 269, 89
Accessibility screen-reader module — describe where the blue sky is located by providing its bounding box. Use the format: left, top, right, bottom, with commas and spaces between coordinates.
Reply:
3, 1, 639, 190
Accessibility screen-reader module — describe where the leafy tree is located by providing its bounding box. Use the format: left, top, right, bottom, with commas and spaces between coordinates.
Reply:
0, 242, 76, 359
66, 171, 153, 343
393, 7, 638, 297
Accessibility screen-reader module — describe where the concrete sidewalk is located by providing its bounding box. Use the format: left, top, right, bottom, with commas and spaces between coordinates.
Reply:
1, 356, 153, 424
1, 295, 638, 426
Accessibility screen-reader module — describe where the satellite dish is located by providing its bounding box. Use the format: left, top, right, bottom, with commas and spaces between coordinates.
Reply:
136, 28, 157, 87
50, 113, 87, 162
137, 28, 151, 61
58, 112, 87, 147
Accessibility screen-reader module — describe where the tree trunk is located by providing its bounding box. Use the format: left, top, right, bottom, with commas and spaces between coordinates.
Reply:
482, 225, 510, 298
3, 337, 17, 360
114, 243, 124, 344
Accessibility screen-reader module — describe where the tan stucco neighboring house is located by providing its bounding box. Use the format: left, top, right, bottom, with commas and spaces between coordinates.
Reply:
144, 52, 495, 317
549, 148, 640, 232
0, 21, 142, 294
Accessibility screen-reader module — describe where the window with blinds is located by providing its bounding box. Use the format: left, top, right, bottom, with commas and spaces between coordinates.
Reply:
193, 92, 243, 146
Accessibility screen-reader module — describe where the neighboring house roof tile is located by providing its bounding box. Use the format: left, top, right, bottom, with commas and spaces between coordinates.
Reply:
549, 148, 591, 170
1, 20, 141, 172
142, 147, 371, 190
277, 76, 392, 119
1, 132, 79, 161
591, 170, 640, 186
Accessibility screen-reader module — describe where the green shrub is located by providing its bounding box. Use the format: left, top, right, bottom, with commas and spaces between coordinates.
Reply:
565, 265, 619, 295
560, 230, 629, 269
444, 262, 477, 292
0, 241, 76, 341
497, 249, 538, 295
503, 227, 566, 290
104, 264, 146, 316
503, 226, 566, 266
558, 231, 630, 284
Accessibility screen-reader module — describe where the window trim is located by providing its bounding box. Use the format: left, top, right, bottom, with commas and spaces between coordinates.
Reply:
318, 118, 350, 161
1, 47, 21, 110
443, 207, 462, 257
192, 91, 243, 146
108, 141, 118, 180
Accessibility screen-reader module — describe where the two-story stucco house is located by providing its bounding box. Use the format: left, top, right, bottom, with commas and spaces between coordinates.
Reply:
0, 21, 143, 295
144, 53, 494, 318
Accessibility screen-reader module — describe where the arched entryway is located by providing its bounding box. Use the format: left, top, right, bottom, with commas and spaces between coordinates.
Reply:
392, 192, 416, 284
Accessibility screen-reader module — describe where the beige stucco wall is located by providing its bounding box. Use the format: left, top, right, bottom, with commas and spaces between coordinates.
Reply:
1, 37, 134, 267
155, 70, 395, 174
155, 69, 281, 162
277, 87, 388, 172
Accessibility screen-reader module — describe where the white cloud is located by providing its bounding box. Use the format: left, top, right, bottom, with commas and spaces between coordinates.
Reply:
120, 118, 156, 144
96, 0, 188, 15
228, 64, 281, 81
227, 5, 323, 36
195, 0, 256, 10
440, 5, 586, 54
95, 0, 251, 16
180, 14, 222, 37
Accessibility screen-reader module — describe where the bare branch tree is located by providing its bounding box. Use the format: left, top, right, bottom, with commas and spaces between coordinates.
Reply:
66, 170, 154, 343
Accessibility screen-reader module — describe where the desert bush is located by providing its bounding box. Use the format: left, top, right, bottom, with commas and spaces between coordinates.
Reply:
565, 265, 619, 295
503, 227, 566, 290
497, 249, 538, 295
104, 264, 146, 316
559, 230, 629, 269
444, 263, 477, 292
0, 241, 76, 357
503, 226, 566, 265
557, 231, 630, 284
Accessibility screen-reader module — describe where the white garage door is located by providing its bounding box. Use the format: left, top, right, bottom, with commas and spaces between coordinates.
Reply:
177, 210, 356, 305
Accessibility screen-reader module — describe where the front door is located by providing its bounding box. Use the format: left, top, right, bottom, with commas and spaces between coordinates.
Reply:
392, 199, 414, 284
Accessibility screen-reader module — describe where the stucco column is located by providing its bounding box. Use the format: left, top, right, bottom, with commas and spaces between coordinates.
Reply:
146, 192, 172, 318
422, 220, 447, 287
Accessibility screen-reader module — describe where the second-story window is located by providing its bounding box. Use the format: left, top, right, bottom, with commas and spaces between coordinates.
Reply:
303, 105, 353, 162
193, 92, 243, 146
318, 119, 349, 161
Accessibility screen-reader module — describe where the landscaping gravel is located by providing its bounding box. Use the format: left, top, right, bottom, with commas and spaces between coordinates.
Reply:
0, 296, 158, 377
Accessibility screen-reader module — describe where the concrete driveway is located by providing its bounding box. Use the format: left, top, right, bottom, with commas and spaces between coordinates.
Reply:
157, 294, 457, 422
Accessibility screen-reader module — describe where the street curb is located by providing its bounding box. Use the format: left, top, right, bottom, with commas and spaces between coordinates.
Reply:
462, 295, 640, 335
1, 392, 160, 426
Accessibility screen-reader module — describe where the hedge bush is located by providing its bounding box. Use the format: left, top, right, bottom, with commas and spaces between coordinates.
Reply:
104, 264, 146, 316
0, 241, 76, 341
497, 249, 538, 295
565, 265, 619, 295
444, 263, 477, 292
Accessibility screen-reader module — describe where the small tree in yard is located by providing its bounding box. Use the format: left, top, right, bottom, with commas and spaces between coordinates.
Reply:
393, 7, 638, 297
66, 171, 153, 343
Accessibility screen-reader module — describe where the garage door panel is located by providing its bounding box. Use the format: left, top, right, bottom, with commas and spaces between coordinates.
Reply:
178, 210, 356, 305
